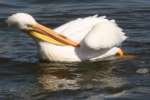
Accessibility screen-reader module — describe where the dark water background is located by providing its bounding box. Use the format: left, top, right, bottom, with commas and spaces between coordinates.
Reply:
0, 0, 150, 100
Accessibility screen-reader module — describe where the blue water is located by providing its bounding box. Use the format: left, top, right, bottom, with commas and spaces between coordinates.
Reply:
0, 0, 150, 99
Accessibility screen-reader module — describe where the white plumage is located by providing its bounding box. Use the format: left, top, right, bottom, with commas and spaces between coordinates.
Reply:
7, 13, 127, 62
39, 15, 127, 62
55, 15, 126, 49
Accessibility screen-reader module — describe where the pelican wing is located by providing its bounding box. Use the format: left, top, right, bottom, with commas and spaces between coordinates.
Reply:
54, 15, 127, 50
54, 15, 102, 42
83, 19, 127, 50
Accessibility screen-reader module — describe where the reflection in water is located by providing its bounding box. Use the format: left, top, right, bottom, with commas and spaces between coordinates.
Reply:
35, 60, 127, 92
37, 63, 80, 90
0, 56, 149, 99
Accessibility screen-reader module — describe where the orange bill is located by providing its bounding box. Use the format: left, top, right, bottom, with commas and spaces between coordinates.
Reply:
27, 23, 80, 47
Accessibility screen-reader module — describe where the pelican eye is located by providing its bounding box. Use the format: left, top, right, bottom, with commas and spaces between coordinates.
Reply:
27, 24, 32, 27
26, 24, 33, 30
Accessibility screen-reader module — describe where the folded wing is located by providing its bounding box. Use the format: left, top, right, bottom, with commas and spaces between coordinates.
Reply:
54, 15, 103, 42
54, 15, 127, 50
83, 19, 127, 50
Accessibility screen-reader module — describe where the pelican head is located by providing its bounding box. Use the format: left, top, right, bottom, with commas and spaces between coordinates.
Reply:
6, 13, 79, 47
6, 13, 37, 30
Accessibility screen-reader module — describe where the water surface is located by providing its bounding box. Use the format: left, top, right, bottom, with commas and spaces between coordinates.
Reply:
0, 0, 150, 99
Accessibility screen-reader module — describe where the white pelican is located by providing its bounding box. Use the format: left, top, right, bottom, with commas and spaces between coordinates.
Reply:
6, 13, 127, 62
